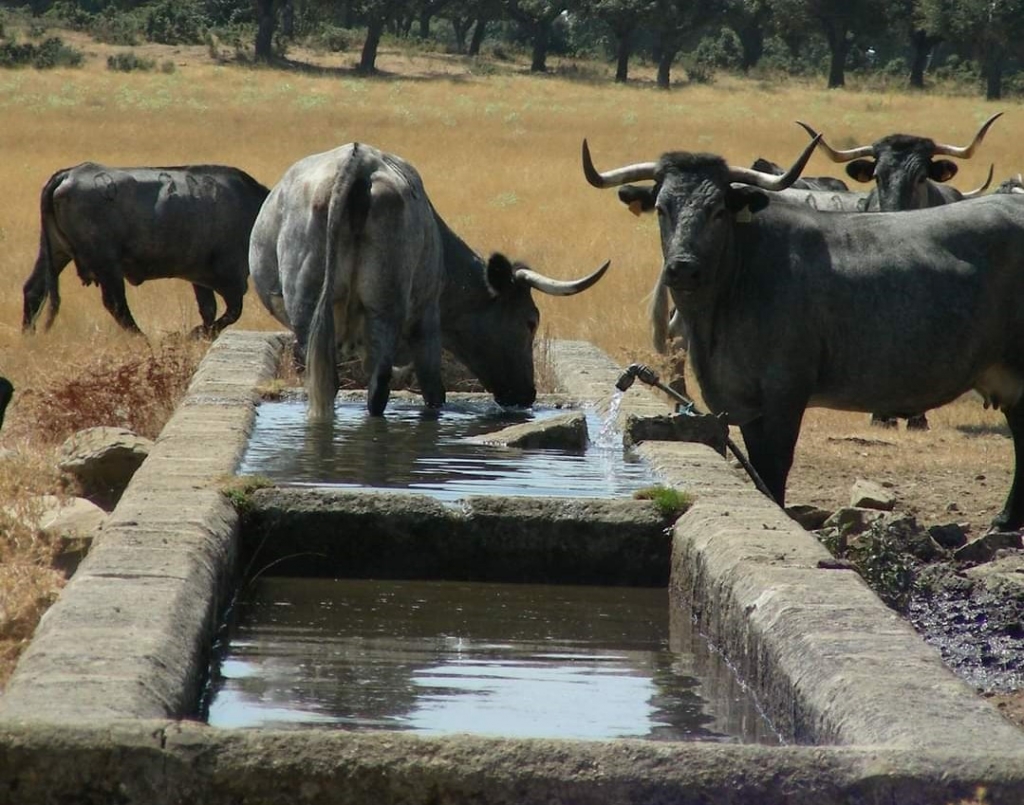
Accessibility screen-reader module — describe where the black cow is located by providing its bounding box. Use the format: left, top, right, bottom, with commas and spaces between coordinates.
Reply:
583, 137, 1024, 532
23, 163, 270, 337
250, 142, 609, 420
751, 157, 850, 192
797, 115, 1001, 430
0, 377, 12, 431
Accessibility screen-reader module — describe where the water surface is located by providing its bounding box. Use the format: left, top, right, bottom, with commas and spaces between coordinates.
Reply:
204, 578, 779, 744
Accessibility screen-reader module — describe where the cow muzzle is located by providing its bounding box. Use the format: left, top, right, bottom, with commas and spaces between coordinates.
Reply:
663, 259, 702, 293
493, 385, 537, 409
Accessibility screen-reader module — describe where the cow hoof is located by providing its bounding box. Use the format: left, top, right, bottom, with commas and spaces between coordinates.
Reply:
906, 415, 930, 431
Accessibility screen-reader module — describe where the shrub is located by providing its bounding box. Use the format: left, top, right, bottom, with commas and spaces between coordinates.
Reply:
90, 7, 144, 47
107, 51, 156, 72
145, 0, 207, 46
44, 1, 93, 32
693, 28, 743, 71
316, 24, 352, 53
0, 36, 83, 69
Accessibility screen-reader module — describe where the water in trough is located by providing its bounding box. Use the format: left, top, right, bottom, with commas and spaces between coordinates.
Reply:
237, 397, 657, 501
204, 577, 779, 743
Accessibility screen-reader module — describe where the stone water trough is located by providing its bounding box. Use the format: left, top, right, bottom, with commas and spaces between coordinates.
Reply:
2, 331, 1024, 804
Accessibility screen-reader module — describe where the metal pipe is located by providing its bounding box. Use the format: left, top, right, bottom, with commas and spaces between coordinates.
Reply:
614, 363, 777, 503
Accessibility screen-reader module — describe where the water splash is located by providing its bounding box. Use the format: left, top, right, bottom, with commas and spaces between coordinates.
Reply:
595, 390, 625, 449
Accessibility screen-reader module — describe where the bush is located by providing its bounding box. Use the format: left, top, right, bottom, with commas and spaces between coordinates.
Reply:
0, 36, 83, 69
693, 28, 743, 71
90, 7, 143, 47
316, 24, 352, 53
44, 1, 93, 32
106, 50, 156, 72
145, 0, 207, 46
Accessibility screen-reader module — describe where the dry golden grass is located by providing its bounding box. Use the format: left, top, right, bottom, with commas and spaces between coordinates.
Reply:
0, 25, 1021, 684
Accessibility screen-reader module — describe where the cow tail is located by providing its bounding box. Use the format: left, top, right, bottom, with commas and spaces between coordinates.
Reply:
305, 145, 371, 421
26, 169, 68, 331
650, 274, 671, 354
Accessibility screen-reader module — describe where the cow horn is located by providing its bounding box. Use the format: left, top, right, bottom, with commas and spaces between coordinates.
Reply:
796, 121, 875, 163
726, 134, 822, 191
932, 112, 1003, 159
961, 163, 995, 198
515, 260, 611, 296
582, 140, 656, 188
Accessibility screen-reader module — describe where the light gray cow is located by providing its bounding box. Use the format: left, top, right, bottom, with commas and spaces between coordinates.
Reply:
250, 142, 609, 420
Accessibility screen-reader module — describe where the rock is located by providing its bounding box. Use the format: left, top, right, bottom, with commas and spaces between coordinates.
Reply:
822, 506, 886, 536
928, 522, 969, 551
785, 503, 833, 531
850, 478, 896, 511
466, 412, 588, 450
3, 495, 105, 578
57, 426, 153, 511
876, 513, 944, 562
954, 531, 1024, 565
623, 412, 727, 455
965, 551, 1024, 595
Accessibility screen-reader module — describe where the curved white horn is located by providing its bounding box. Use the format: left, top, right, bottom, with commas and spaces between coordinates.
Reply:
797, 121, 875, 163
515, 260, 611, 296
962, 164, 995, 198
582, 140, 656, 188
725, 134, 822, 191
933, 112, 1003, 159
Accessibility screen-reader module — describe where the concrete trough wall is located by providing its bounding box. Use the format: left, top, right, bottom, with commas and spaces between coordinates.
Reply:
1, 332, 1024, 804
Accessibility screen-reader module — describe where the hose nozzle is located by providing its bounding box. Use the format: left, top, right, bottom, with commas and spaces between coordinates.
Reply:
615, 363, 661, 392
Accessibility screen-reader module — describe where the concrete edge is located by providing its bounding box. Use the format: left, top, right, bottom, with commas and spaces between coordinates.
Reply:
2, 719, 1024, 805
0, 331, 285, 723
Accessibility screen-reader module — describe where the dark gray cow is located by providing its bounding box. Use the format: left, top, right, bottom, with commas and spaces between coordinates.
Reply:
797, 115, 1001, 429
250, 142, 609, 420
751, 157, 850, 192
0, 377, 12, 432
23, 163, 270, 337
583, 137, 1024, 532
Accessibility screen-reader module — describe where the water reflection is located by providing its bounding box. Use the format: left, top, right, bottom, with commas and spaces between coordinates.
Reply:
204, 578, 779, 743
237, 400, 656, 501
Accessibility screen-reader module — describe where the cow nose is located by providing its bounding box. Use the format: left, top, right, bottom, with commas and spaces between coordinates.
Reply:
664, 258, 701, 292
494, 385, 537, 409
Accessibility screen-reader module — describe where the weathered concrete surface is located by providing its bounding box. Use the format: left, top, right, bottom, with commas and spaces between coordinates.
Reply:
244, 488, 673, 585
637, 441, 1024, 754
0, 331, 286, 724
3, 720, 1024, 805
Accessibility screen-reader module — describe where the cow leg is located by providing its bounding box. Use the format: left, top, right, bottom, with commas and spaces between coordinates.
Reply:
364, 315, 399, 417
98, 277, 142, 334
905, 413, 929, 431
739, 404, 806, 507
992, 404, 1024, 532
410, 308, 445, 410
192, 285, 218, 336
870, 413, 898, 428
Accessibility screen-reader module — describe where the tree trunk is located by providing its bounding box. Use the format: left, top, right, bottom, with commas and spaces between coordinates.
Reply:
985, 48, 1005, 100
614, 31, 631, 82
359, 17, 386, 73
282, 0, 294, 38
657, 46, 677, 89
908, 29, 939, 89
452, 17, 472, 53
469, 17, 487, 55
530, 23, 550, 72
254, 0, 276, 62
734, 21, 764, 71
824, 22, 848, 88
418, 8, 432, 38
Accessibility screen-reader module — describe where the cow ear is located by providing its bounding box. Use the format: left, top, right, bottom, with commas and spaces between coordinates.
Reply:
485, 253, 516, 297
846, 160, 876, 183
929, 160, 958, 183
617, 185, 655, 216
725, 187, 769, 216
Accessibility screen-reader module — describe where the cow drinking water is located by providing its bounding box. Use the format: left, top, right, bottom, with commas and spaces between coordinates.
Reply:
249, 142, 609, 421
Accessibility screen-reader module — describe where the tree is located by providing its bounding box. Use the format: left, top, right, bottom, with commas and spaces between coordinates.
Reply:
917, 0, 1024, 99
581, 0, 658, 82
765, 0, 893, 88
504, 0, 568, 72
649, 0, 722, 88
253, 0, 278, 61
722, 0, 770, 70
441, 0, 501, 53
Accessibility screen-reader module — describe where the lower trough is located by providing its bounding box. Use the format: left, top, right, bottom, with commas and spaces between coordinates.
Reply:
1, 332, 1024, 804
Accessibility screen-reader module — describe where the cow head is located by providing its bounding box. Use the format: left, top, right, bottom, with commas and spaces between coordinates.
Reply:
797, 113, 1001, 211
443, 253, 609, 408
582, 137, 816, 300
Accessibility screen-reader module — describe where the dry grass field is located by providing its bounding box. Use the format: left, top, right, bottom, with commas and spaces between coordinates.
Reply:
0, 24, 1022, 688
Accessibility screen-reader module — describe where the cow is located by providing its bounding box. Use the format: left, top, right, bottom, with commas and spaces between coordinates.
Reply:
751, 157, 850, 192
582, 136, 1024, 533
23, 163, 270, 337
0, 377, 12, 432
249, 142, 610, 421
997, 174, 1024, 195
796, 115, 1001, 430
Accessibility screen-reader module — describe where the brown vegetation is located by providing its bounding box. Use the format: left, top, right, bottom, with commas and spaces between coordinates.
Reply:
0, 24, 1020, 689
